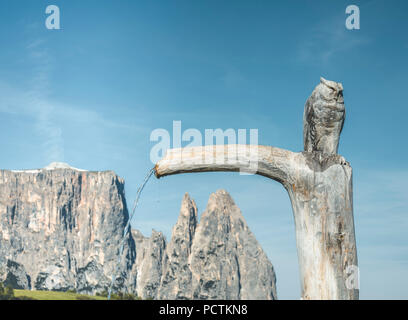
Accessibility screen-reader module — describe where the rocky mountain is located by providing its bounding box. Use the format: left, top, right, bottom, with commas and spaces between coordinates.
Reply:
157, 193, 198, 299
0, 163, 277, 299
0, 163, 136, 293
190, 190, 277, 300
132, 229, 166, 299
157, 190, 277, 300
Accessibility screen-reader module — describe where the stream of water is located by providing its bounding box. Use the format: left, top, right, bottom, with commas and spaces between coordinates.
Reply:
107, 168, 155, 300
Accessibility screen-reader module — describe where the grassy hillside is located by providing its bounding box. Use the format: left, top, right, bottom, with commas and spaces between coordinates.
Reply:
14, 289, 107, 300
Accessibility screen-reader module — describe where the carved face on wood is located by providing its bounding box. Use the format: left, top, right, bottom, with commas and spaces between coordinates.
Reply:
303, 77, 345, 154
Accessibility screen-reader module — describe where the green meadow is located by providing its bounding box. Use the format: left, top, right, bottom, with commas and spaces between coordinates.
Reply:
14, 289, 107, 300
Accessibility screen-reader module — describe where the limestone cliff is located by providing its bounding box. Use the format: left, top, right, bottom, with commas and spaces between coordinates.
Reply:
156, 190, 277, 300
157, 194, 198, 299
0, 164, 277, 299
0, 163, 135, 294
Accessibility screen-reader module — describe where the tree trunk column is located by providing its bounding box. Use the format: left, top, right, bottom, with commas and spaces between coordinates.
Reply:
155, 146, 359, 299
287, 153, 358, 300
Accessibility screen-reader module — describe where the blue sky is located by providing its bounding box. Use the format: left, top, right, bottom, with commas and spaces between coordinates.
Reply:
0, 0, 407, 299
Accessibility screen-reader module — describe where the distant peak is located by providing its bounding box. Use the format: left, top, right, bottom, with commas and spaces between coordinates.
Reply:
210, 189, 234, 203
43, 162, 87, 171
214, 189, 230, 197
206, 189, 241, 219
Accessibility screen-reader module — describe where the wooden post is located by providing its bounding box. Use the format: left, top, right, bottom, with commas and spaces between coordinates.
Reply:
154, 79, 359, 300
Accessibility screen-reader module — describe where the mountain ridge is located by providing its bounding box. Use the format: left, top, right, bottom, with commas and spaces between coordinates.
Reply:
0, 166, 277, 299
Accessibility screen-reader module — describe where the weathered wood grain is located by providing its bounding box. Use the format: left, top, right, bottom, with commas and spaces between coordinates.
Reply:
154, 79, 358, 300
